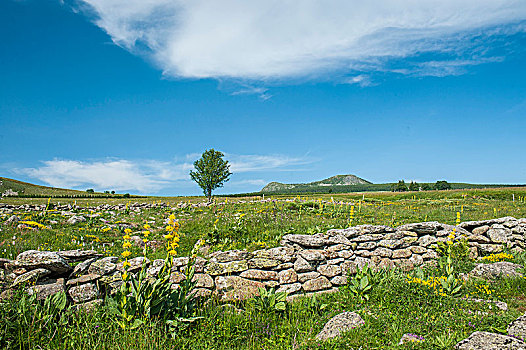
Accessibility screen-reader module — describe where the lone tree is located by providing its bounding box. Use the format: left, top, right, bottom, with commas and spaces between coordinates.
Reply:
190, 149, 232, 202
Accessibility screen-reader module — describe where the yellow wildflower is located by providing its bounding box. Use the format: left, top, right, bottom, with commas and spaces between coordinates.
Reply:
121, 251, 131, 258
124, 228, 132, 234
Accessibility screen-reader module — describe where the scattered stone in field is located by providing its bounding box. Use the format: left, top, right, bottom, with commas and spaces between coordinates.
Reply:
88, 257, 117, 276
68, 282, 99, 303
464, 297, 508, 311
129, 235, 145, 247
12, 268, 51, 287
454, 331, 526, 350
4, 215, 19, 225
315, 312, 365, 341
67, 215, 86, 225
470, 262, 523, 279
15, 250, 71, 274
56, 249, 102, 262
27, 278, 66, 300
508, 314, 526, 341
398, 333, 425, 345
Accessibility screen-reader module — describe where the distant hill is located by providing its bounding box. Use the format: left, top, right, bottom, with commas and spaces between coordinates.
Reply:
261, 174, 372, 193
0, 177, 137, 198
0, 177, 89, 197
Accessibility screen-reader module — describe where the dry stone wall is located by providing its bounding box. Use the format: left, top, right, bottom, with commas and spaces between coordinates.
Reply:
1, 216, 525, 307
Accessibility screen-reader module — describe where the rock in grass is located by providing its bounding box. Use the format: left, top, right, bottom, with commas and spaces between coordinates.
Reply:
399, 333, 425, 345
315, 312, 365, 341
455, 331, 526, 349
470, 262, 523, 279
508, 314, 526, 342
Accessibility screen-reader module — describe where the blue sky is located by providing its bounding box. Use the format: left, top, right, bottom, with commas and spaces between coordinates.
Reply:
1, 0, 526, 196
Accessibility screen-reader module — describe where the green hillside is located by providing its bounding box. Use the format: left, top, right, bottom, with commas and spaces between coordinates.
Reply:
262, 174, 371, 193
0, 177, 89, 197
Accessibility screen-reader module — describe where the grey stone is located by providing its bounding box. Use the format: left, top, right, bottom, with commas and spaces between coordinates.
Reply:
68, 282, 99, 303
88, 257, 117, 276
70, 258, 96, 278
470, 262, 523, 279
340, 261, 358, 275
317, 264, 341, 277
12, 268, 51, 287
15, 250, 71, 274
116, 257, 150, 273
399, 333, 425, 345
280, 234, 326, 247
378, 239, 401, 249
67, 215, 86, 225
192, 273, 214, 289
299, 249, 325, 261
56, 249, 102, 262
315, 312, 365, 341
357, 242, 377, 250
418, 235, 437, 247
240, 269, 278, 281
206, 260, 248, 275
67, 273, 101, 286
392, 248, 412, 259
276, 283, 302, 294
146, 259, 166, 277
27, 278, 66, 300
331, 275, 347, 285
372, 247, 392, 258
209, 250, 251, 263
278, 269, 298, 284
303, 276, 332, 292
488, 226, 512, 244
215, 276, 265, 301
455, 331, 526, 350
298, 271, 321, 283
248, 258, 280, 269
294, 256, 314, 273
508, 314, 526, 341
472, 225, 490, 235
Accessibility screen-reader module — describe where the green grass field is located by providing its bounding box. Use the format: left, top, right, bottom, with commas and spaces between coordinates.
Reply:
2, 187, 526, 349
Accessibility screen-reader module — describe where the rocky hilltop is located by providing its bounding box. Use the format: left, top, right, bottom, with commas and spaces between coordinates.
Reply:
261, 174, 371, 193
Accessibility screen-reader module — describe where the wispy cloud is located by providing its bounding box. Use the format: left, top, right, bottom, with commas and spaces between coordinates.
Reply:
15, 153, 311, 193
71, 0, 526, 82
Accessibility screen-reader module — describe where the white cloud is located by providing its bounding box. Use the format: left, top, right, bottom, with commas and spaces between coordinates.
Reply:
73, 0, 526, 81
227, 154, 311, 172
17, 153, 310, 193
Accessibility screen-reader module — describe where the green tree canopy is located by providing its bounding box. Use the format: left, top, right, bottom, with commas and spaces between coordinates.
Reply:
408, 181, 419, 191
435, 180, 451, 191
190, 149, 232, 202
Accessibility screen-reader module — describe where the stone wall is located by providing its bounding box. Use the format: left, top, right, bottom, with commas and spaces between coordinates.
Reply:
1, 216, 525, 307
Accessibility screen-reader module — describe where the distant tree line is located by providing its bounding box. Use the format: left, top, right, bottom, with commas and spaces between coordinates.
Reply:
391, 180, 453, 192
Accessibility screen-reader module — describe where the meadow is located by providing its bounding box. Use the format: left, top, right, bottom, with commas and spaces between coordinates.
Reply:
2, 187, 526, 349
